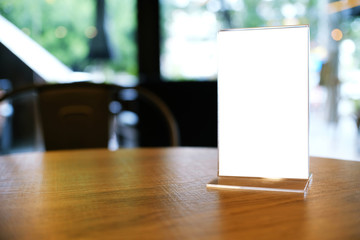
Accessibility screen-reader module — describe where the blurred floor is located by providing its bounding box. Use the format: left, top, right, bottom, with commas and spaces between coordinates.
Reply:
310, 110, 360, 161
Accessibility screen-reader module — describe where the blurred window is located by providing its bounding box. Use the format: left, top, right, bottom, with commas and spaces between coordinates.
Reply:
160, 0, 357, 84
0, 0, 137, 81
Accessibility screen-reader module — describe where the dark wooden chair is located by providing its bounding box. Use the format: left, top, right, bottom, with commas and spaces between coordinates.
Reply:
0, 82, 179, 151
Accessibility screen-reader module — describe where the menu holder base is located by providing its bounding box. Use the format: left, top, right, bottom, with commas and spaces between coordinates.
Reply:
207, 174, 312, 194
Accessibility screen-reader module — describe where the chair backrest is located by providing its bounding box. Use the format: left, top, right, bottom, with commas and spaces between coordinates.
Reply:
37, 83, 111, 150
0, 82, 180, 151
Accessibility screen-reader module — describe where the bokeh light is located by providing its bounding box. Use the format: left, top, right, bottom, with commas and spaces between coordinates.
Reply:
331, 28, 343, 41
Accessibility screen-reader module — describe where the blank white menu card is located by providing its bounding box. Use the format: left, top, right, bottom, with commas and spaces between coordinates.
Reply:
218, 25, 309, 179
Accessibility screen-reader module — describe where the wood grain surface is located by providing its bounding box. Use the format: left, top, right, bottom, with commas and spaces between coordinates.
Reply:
0, 147, 359, 240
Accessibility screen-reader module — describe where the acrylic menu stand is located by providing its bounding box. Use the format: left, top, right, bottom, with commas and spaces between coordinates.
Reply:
207, 25, 311, 194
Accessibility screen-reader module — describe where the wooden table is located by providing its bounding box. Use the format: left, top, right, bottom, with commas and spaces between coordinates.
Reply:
0, 148, 359, 240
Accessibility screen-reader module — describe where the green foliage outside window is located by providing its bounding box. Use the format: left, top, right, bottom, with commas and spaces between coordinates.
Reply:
0, 0, 137, 75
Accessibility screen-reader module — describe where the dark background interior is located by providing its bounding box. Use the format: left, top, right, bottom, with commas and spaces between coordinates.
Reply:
0, 0, 218, 150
